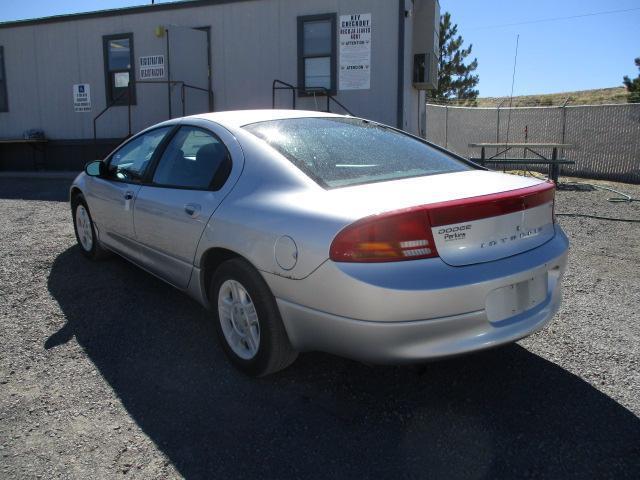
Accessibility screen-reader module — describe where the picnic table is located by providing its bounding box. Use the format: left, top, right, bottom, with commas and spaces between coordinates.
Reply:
468, 142, 575, 183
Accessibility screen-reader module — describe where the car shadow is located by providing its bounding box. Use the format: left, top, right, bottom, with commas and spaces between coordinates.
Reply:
46, 246, 640, 479
0, 178, 71, 201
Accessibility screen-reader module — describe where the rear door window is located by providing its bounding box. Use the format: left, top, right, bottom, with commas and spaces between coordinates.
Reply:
243, 117, 472, 188
151, 126, 232, 190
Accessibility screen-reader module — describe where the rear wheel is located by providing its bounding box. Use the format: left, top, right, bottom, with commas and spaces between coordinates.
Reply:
72, 195, 109, 260
211, 258, 298, 376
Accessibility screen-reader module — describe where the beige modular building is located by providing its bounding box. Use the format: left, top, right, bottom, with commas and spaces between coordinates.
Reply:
0, 0, 439, 170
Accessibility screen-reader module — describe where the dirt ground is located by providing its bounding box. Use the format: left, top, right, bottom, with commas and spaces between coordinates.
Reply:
0, 176, 639, 479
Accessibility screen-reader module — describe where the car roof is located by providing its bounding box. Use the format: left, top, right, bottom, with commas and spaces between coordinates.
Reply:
185, 109, 347, 129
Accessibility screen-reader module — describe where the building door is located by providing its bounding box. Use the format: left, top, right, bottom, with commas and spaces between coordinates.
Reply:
166, 26, 210, 118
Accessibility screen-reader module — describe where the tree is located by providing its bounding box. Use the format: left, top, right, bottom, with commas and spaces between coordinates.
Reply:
623, 57, 640, 103
431, 12, 479, 103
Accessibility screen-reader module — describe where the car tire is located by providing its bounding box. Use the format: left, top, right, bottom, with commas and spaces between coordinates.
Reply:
211, 258, 298, 376
72, 194, 109, 260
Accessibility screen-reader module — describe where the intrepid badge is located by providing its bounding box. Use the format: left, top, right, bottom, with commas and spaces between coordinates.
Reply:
480, 226, 544, 248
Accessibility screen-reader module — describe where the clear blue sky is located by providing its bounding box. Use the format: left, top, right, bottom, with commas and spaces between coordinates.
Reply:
439, 0, 640, 96
2, 0, 639, 97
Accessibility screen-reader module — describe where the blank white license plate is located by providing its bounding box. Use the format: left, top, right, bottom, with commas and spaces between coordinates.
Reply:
485, 273, 548, 323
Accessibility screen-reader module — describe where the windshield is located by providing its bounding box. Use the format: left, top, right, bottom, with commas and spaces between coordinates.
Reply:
243, 117, 472, 188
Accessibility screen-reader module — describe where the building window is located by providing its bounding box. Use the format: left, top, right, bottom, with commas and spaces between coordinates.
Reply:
103, 33, 136, 105
0, 46, 7, 112
297, 14, 336, 95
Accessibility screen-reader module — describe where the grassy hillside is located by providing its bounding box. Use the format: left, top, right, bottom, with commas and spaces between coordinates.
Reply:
475, 87, 629, 107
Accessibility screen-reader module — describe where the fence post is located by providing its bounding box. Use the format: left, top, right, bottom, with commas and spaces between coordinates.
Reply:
444, 105, 449, 149
496, 99, 505, 157
560, 97, 570, 160
550, 147, 559, 183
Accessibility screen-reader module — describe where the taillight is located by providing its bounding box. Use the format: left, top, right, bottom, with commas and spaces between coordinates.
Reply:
329, 208, 438, 262
426, 181, 555, 226
329, 181, 555, 263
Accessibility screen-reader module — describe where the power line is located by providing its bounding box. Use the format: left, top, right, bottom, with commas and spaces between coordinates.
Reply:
467, 6, 640, 30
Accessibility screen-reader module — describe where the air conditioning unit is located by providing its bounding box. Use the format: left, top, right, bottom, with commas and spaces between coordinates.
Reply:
411, 0, 439, 90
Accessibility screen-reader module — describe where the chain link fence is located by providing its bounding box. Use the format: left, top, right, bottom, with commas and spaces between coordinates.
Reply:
425, 103, 640, 183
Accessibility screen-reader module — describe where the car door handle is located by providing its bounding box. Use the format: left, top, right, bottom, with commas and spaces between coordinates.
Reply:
123, 191, 134, 200
184, 203, 201, 218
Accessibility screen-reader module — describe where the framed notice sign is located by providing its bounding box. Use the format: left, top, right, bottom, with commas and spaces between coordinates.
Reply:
139, 55, 165, 80
339, 13, 372, 90
73, 84, 91, 112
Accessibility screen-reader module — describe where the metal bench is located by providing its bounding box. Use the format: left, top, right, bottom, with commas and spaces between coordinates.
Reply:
468, 143, 575, 183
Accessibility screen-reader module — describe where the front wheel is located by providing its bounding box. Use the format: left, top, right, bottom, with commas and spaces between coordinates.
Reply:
72, 195, 109, 260
211, 258, 298, 376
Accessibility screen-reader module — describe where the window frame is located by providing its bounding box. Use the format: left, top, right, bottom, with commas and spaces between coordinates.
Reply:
0, 46, 8, 112
103, 125, 176, 184
144, 125, 233, 192
102, 33, 136, 106
297, 13, 337, 97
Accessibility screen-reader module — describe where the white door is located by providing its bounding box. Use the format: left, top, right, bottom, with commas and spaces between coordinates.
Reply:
167, 26, 210, 118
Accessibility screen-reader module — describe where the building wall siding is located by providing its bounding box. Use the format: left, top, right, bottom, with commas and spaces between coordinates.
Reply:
0, 0, 401, 141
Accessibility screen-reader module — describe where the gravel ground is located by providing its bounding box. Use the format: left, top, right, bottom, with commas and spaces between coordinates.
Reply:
0, 177, 639, 479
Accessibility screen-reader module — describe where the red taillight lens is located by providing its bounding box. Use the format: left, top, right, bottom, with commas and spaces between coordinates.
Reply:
426, 181, 555, 227
329, 182, 555, 263
329, 208, 438, 262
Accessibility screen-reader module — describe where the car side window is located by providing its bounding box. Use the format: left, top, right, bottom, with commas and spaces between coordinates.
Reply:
108, 127, 173, 183
152, 126, 232, 190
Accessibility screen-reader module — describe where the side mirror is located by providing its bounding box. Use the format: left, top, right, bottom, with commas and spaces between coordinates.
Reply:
85, 160, 107, 177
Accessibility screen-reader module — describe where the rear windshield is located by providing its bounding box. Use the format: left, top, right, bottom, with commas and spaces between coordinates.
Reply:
243, 117, 472, 188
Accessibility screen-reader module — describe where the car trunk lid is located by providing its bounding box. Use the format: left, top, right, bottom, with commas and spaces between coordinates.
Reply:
427, 182, 555, 266
324, 170, 555, 266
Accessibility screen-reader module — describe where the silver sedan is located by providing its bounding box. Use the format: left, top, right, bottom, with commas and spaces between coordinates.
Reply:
71, 110, 569, 376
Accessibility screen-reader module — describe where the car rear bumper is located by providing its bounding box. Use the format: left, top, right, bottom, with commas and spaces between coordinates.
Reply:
276, 276, 561, 363
265, 225, 569, 363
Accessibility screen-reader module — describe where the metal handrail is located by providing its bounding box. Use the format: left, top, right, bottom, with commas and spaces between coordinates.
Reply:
272, 79, 354, 116
137, 80, 211, 117
138, 79, 183, 118
180, 82, 214, 116
272, 79, 297, 110
92, 80, 214, 158
327, 94, 354, 116
93, 85, 133, 148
